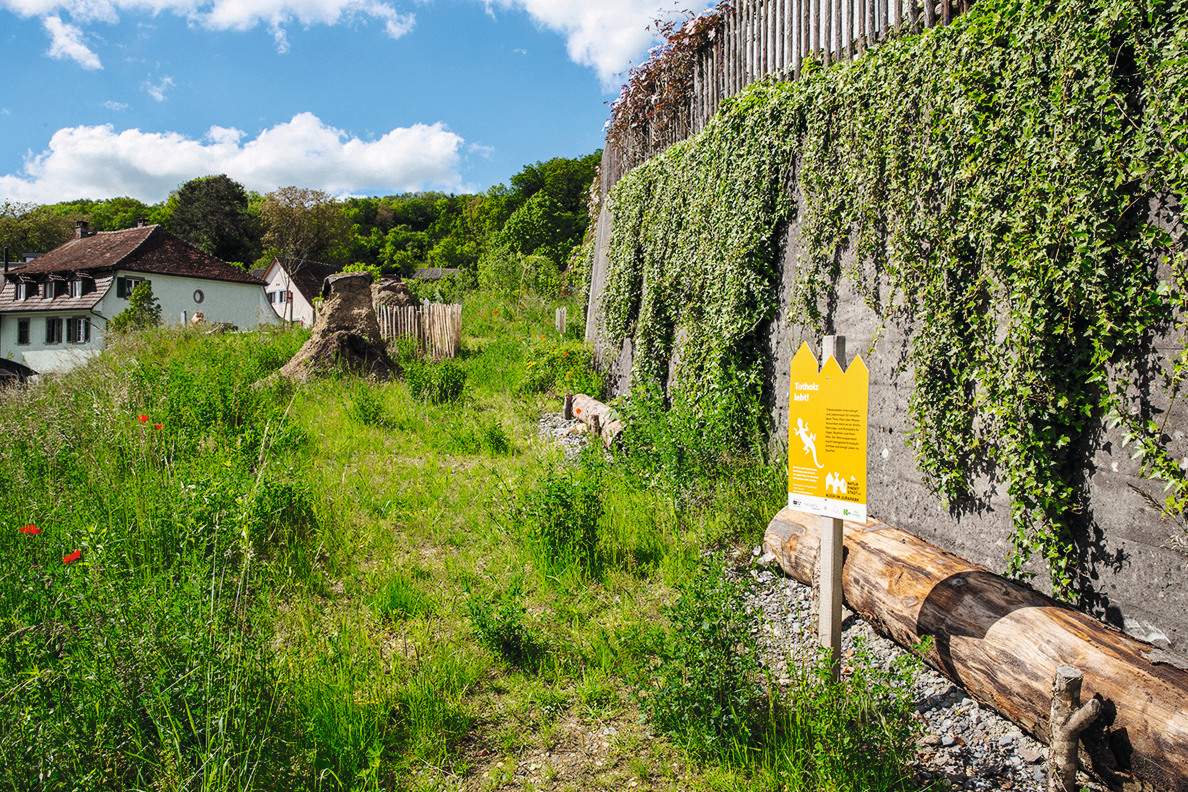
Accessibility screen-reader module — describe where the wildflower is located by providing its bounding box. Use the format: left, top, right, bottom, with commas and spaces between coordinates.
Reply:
62, 550, 81, 564
137, 415, 149, 423
18, 525, 40, 535
494, 310, 499, 315
153, 424, 162, 430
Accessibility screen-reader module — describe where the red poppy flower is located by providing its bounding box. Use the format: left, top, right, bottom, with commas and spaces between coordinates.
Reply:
494, 310, 499, 315
62, 550, 81, 564
18, 525, 40, 535
153, 424, 162, 430
137, 415, 148, 423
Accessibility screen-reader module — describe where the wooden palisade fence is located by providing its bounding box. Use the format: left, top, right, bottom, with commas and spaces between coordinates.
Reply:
604, 0, 968, 183
375, 303, 462, 360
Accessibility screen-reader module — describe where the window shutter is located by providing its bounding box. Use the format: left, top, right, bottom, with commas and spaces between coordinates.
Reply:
66, 318, 75, 342
84, 319, 91, 342
45, 319, 52, 344
116, 277, 126, 298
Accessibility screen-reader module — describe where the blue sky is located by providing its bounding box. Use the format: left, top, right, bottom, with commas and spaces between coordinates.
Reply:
0, 0, 707, 204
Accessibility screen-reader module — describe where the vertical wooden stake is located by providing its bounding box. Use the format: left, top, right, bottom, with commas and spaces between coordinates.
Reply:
563, 393, 574, 421
818, 334, 846, 683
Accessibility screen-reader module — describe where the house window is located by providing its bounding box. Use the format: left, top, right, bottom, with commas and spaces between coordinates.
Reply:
66, 317, 90, 344
193, 289, 204, 304
270, 290, 292, 304
69, 279, 85, 298
117, 276, 147, 298
42, 281, 53, 299
17, 319, 29, 346
14, 283, 28, 301
45, 317, 62, 345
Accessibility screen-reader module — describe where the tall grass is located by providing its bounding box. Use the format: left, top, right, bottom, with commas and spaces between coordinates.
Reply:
0, 293, 928, 792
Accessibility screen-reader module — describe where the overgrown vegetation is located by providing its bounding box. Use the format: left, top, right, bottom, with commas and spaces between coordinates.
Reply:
601, 0, 1188, 596
0, 292, 926, 790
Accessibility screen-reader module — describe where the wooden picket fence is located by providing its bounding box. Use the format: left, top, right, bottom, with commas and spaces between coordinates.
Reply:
604, 0, 969, 184
375, 303, 462, 360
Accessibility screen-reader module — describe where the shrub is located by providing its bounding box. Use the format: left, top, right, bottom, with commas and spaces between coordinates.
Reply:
109, 281, 163, 333
406, 358, 466, 404
520, 339, 604, 400
346, 382, 387, 426
644, 560, 764, 755
467, 588, 542, 668
511, 450, 604, 577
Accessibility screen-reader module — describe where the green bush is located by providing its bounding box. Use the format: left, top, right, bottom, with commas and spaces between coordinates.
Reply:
645, 560, 764, 755
406, 358, 466, 404
346, 382, 387, 426
467, 588, 542, 668
108, 281, 163, 333
520, 339, 604, 399
511, 450, 604, 577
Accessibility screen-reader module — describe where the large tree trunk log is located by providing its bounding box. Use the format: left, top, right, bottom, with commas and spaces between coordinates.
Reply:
764, 507, 1188, 792
571, 394, 623, 448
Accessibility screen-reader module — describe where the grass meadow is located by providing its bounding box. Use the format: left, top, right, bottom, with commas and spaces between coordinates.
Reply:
0, 293, 930, 792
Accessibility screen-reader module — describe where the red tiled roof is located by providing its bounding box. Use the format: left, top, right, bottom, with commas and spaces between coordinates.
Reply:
272, 257, 340, 303
9, 225, 264, 285
0, 273, 114, 313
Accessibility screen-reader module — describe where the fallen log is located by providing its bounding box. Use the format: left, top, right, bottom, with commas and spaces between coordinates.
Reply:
764, 507, 1188, 792
571, 394, 623, 448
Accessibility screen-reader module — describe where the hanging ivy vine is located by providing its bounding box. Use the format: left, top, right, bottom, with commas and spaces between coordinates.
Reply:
601, 0, 1188, 597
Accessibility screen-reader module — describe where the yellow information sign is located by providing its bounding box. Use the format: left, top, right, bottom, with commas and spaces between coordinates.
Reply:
787, 342, 869, 521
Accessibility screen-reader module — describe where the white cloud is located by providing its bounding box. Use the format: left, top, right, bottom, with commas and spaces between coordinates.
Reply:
43, 14, 102, 69
484, 0, 712, 86
468, 142, 495, 158
102, 99, 128, 110
142, 74, 174, 101
4, 1, 417, 61
0, 112, 465, 203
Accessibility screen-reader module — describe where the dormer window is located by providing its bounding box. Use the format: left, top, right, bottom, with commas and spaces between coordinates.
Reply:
14, 283, 28, 301
69, 279, 85, 298
42, 280, 54, 299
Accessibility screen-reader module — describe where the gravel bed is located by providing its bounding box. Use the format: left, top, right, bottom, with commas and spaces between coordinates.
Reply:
735, 550, 1108, 792
537, 411, 589, 461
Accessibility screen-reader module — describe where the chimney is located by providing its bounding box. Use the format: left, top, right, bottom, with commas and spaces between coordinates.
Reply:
136, 217, 148, 228
3, 247, 8, 274
74, 220, 90, 240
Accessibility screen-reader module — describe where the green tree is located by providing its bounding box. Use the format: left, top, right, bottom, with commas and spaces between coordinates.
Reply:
109, 282, 163, 333
499, 192, 584, 267
0, 203, 72, 259
168, 175, 258, 264
259, 186, 351, 264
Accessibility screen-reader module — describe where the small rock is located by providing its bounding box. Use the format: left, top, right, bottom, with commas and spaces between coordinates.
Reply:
942, 735, 956, 747
1019, 746, 1043, 764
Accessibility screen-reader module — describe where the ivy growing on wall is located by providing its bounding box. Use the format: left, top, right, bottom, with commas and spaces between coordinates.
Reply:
602, 0, 1188, 597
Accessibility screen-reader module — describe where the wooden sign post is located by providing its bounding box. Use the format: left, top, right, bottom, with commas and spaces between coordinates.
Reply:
787, 336, 869, 681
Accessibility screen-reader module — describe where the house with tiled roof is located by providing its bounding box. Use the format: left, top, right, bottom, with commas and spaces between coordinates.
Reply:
0, 221, 280, 374
258, 256, 340, 327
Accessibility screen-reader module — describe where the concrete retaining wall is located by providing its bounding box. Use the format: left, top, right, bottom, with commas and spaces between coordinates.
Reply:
585, 156, 1188, 653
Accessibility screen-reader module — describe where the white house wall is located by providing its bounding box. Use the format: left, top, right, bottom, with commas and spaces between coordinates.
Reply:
0, 311, 105, 373
104, 271, 282, 330
262, 262, 318, 326
1, 272, 279, 374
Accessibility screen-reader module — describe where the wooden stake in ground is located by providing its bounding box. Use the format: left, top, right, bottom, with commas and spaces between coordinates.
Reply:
818, 334, 845, 683
1049, 666, 1102, 792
